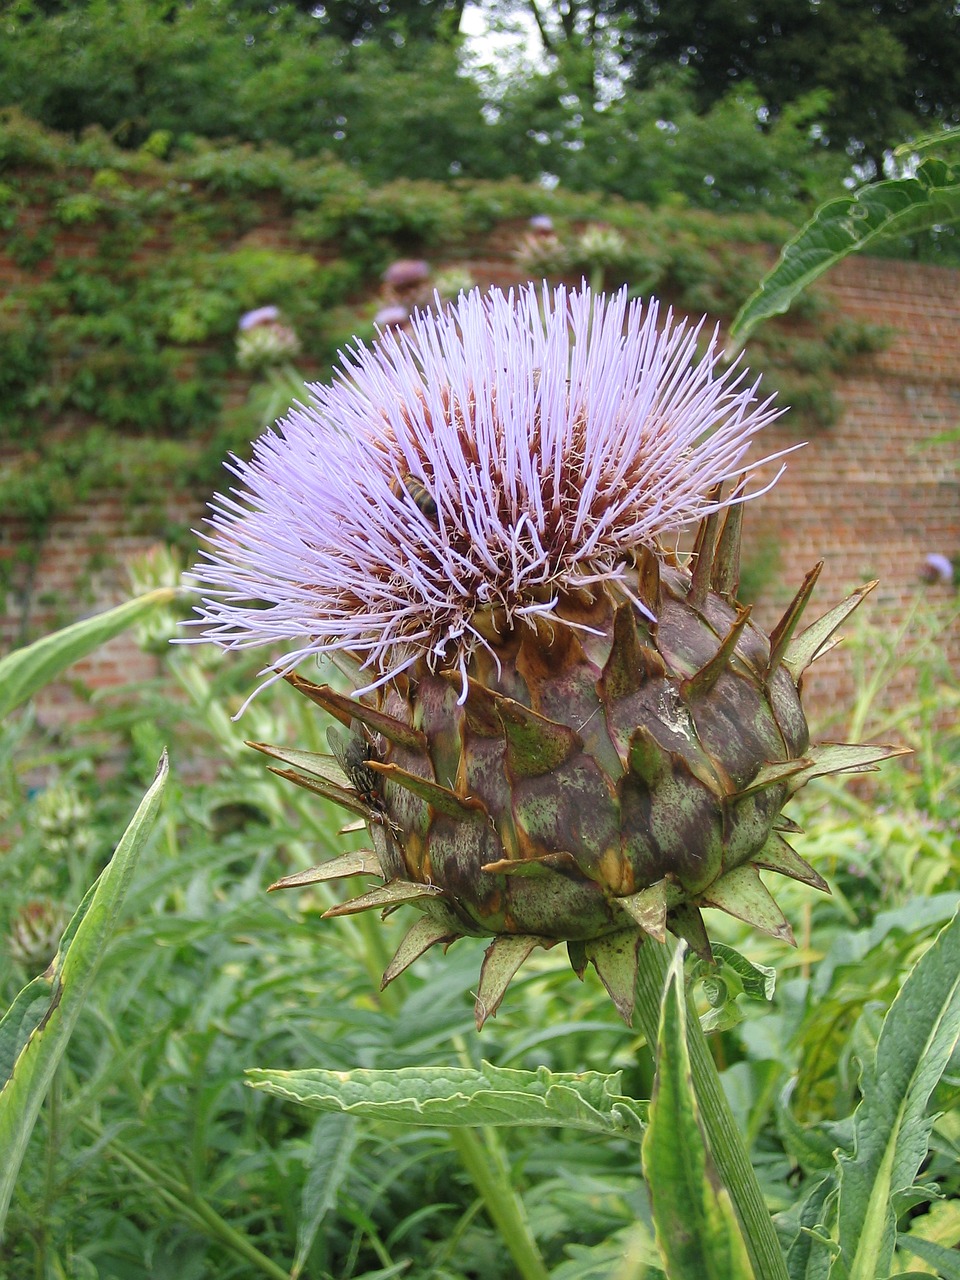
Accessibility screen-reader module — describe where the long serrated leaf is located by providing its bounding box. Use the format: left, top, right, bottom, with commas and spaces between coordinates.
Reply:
245, 1061, 645, 1139
0, 753, 168, 1235
292, 1113, 358, 1280
731, 156, 960, 342
641, 945, 757, 1280
0, 589, 178, 720
831, 909, 960, 1280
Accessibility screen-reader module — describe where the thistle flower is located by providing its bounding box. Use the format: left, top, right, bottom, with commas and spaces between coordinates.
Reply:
236, 315, 301, 371
7, 899, 68, 972
921, 553, 954, 586
575, 223, 628, 269
239, 305, 281, 331
382, 259, 432, 308
190, 284, 902, 1026
373, 304, 411, 332
513, 229, 567, 277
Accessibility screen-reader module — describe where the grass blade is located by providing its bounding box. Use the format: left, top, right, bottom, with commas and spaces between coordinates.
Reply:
0, 753, 168, 1236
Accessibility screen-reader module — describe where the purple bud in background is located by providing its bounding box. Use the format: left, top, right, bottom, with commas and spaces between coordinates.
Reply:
922, 553, 954, 585
239, 305, 281, 331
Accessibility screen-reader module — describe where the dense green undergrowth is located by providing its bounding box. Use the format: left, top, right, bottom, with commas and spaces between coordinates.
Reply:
1, 581, 958, 1279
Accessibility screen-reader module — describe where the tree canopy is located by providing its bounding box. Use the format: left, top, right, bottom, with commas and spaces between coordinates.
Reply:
498, 0, 960, 173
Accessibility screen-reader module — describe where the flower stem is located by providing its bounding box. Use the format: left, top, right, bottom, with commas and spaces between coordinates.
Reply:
446, 1126, 551, 1280
634, 940, 789, 1280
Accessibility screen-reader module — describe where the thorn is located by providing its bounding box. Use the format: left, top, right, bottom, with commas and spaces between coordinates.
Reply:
481, 852, 579, 877
667, 904, 712, 960
365, 761, 489, 822
753, 834, 829, 893
635, 546, 662, 618
766, 562, 824, 677
269, 849, 383, 891
266, 765, 371, 817
617, 878, 671, 942
681, 605, 752, 700
475, 935, 545, 1028
584, 930, 642, 1025
381, 916, 461, 988
599, 603, 667, 701
782, 581, 878, 681
494, 696, 583, 779
688, 484, 724, 610
285, 674, 427, 751
734, 756, 811, 797
699, 864, 796, 945
322, 879, 445, 918
781, 741, 912, 795
567, 939, 588, 980
711, 477, 746, 599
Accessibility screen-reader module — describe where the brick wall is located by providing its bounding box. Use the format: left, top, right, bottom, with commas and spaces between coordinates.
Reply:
736, 256, 960, 731
2, 248, 958, 733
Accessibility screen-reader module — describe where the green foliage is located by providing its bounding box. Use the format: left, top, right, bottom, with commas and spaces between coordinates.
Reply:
733, 141, 960, 342
0, 586, 958, 1276
0, 588, 178, 720
248, 1062, 646, 1138
0, 755, 168, 1234
642, 948, 756, 1278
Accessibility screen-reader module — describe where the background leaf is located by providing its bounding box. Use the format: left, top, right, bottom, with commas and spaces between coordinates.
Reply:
292, 1113, 359, 1279
0, 589, 179, 720
0, 753, 168, 1235
731, 153, 960, 342
897, 1233, 960, 1280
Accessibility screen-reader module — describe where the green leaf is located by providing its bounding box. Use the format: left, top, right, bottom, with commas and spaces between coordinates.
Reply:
0, 753, 168, 1236
830, 909, 960, 1280
292, 1113, 358, 1280
897, 1234, 960, 1280
641, 945, 757, 1280
0, 589, 178, 720
731, 156, 960, 343
784, 1175, 837, 1280
245, 1060, 645, 1139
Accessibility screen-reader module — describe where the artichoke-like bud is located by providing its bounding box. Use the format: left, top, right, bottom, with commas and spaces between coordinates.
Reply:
189, 285, 904, 1027
236, 313, 301, 371
7, 898, 68, 972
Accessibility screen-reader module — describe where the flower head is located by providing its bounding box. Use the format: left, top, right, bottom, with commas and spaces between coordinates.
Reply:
373, 304, 411, 331
191, 284, 788, 692
922, 552, 954, 585
239, 305, 281, 331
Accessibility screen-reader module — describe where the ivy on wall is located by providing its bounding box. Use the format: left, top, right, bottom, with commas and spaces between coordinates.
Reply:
0, 110, 891, 617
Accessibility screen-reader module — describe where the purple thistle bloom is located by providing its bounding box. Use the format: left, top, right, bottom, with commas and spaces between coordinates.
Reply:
189, 284, 793, 694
